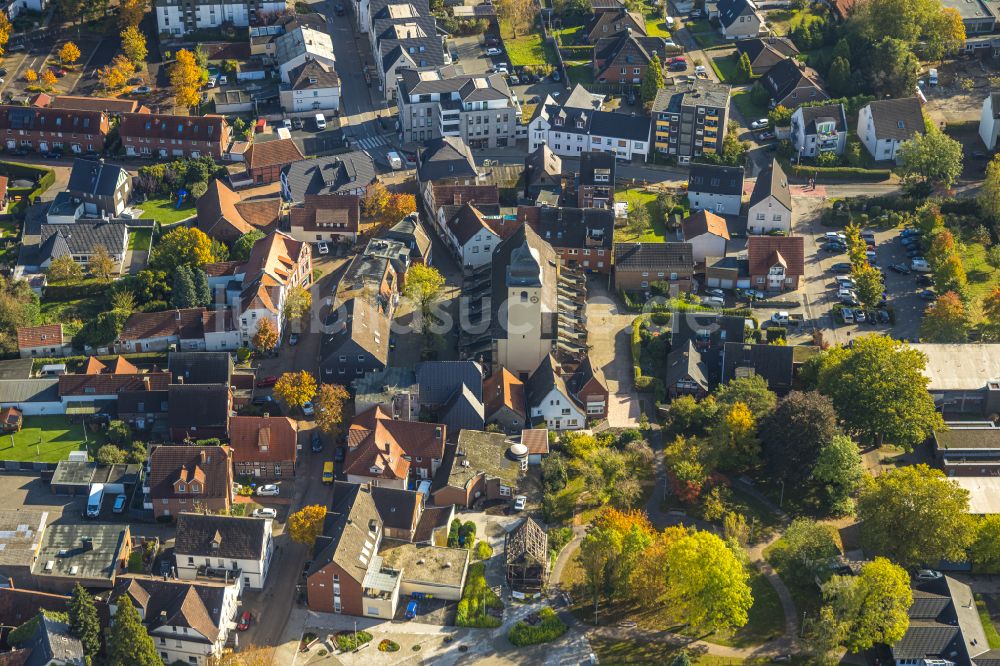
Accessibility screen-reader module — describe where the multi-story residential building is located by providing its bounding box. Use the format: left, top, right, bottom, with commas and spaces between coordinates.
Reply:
281, 151, 377, 202
154, 0, 288, 36
289, 194, 360, 245
747, 158, 792, 235
196, 179, 281, 244
66, 158, 131, 217
791, 103, 849, 157
760, 58, 827, 109
174, 513, 274, 589
119, 113, 230, 160
396, 68, 519, 148
529, 85, 651, 161
858, 97, 924, 162
612, 242, 694, 293
146, 445, 234, 520
276, 26, 337, 84
717, 0, 765, 39
234, 231, 312, 346
518, 205, 615, 274
734, 37, 799, 76
651, 81, 730, 164
440, 201, 507, 269
16, 324, 69, 359
0, 106, 108, 154
370, 3, 446, 99
111, 577, 240, 666
575, 151, 615, 209
245, 138, 305, 185
344, 405, 446, 486
747, 235, 804, 291
687, 163, 744, 216
586, 8, 645, 44
319, 297, 391, 382
228, 414, 298, 480
280, 60, 341, 114
592, 32, 671, 85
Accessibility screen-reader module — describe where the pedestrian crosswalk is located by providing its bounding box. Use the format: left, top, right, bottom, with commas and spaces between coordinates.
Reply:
355, 135, 388, 150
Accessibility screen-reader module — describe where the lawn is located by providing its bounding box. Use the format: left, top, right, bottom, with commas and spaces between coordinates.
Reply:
616, 188, 668, 243
590, 639, 805, 666
977, 595, 1000, 648
956, 228, 1000, 304
553, 22, 584, 45
731, 90, 768, 124
138, 196, 197, 225
127, 229, 152, 251
566, 61, 594, 85
0, 416, 101, 462
686, 19, 725, 48
766, 7, 824, 36
39, 279, 111, 338
644, 8, 672, 38
711, 54, 740, 84
501, 20, 558, 68
0, 218, 18, 239
706, 574, 785, 647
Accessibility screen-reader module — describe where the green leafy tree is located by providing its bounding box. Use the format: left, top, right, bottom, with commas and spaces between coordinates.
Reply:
106, 419, 131, 446
663, 531, 752, 632
47, 256, 83, 284
979, 155, 1000, 222
232, 230, 265, 262
824, 557, 912, 652
867, 37, 919, 98
897, 126, 963, 189
858, 464, 975, 568
641, 55, 664, 103
96, 444, 127, 465
761, 390, 839, 490
193, 268, 211, 307
107, 596, 161, 666
920, 291, 968, 342
171, 265, 196, 308
736, 52, 753, 83
152, 226, 214, 270
209, 238, 228, 262
712, 374, 776, 420
769, 518, 840, 588
826, 56, 852, 97
812, 435, 865, 516
403, 263, 446, 336
932, 253, 968, 294
625, 192, 650, 238
844, 222, 867, 268
972, 515, 1000, 573
852, 263, 884, 309
816, 335, 945, 449
579, 526, 622, 620
803, 605, 843, 666
68, 583, 101, 660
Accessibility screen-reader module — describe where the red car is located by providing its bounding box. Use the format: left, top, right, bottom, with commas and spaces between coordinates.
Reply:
256, 375, 278, 388
237, 611, 252, 631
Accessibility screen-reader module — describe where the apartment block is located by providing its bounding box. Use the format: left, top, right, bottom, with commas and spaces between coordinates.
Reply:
651, 81, 730, 164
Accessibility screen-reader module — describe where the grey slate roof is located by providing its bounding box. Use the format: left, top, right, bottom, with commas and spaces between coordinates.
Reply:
415, 360, 485, 435
67, 158, 126, 198
526, 354, 575, 409
720, 342, 795, 394
174, 513, 267, 560
24, 617, 84, 666
398, 69, 510, 103
761, 58, 827, 105
688, 163, 744, 195
168, 352, 233, 385
796, 103, 848, 134
417, 136, 478, 182
718, 0, 757, 27
665, 341, 709, 391
613, 242, 693, 271
382, 213, 431, 261
369, 486, 421, 532
748, 159, 791, 211
324, 297, 391, 367
590, 110, 651, 142
0, 379, 59, 405
167, 384, 230, 430
307, 482, 382, 581
528, 207, 614, 250
287, 59, 340, 91
865, 97, 924, 142
282, 151, 377, 201
38, 222, 127, 258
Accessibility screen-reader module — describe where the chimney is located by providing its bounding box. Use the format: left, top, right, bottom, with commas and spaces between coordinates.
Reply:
175, 310, 181, 321
453, 192, 462, 205
81, 538, 93, 552
177, 376, 184, 385
383, 442, 390, 454
263, 412, 269, 419
142, 376, 150, 391
200, 450, 207, 464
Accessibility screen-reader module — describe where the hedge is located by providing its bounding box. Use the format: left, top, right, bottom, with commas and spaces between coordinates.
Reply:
508, 607, 568, 647
335, 631, 372, 652
781, 158, 891, 182
456, 562, 503, 628
43, 280, 112, 302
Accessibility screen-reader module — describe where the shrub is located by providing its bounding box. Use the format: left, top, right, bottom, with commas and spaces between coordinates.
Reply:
447, 519, 461, 547
507, 608, 568, 646
459, 521, 477, 547
456, 562, 503, 628
194, 438, 221, 446
650, 311, 671, 326
548, 526, 573, 555
474, 540, 493, 560
766, 326, 787, 342
335, 631, 372, 652
378, 639, 400, 652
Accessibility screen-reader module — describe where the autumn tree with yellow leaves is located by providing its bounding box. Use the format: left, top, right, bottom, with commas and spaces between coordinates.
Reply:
287, 505, 327, 547
118, 0, 147, 28
59, 41, 81, 65
24, 69, 38, 83
98, 55, 134, 91
170, 49, 204, 109
273, 371, 317, 412
120, 26, 147, 68
0, 13, 11, 58
41, 69, 57, 88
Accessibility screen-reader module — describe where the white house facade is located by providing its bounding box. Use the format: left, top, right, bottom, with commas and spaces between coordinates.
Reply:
981, 92, 1000, 150
529, 387, 585, 431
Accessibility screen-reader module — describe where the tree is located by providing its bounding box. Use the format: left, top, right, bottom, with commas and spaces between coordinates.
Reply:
983, 286, 1000, 341
251, 318, 278, 352
107, 419, 131, 446
844, 222, 867, 268
495, 0, 534, 36
625, 192, 650, 237
273, 370, 317, 411
110, 287, 137, 314
88, 244, 117, 281
170, 48, 203, 109
897, 126, 963, 190
736, 52, 753, 83
57, 0, 84, 24
207, 645, 274, 666
712, 401, 759, 468
287, 505, 326, 546
193, 268, 211, 307
404, 263, 445, 336
851, 262, 884, 309
972, 515, 1000, 573
761, 390, 840, 490
361, 181, 390, 221
641, 55, 664, 103
171, 265, 197, 308
68, 584, 101, 660
107, 595, 161, 666
769, 519, 841, 588
315, 383, 350, 439
381, 193, 417, 227
46, 256, 83, 284
152, 226, 214, 270
283, 285, 312, 327
118, 0, 146, 28
803, 605, 843, 666
120, 25, 147, 67
232, 230, 265, 262
824, 557, 912, 652
0, 12, 10, 57
924, 6, 966, 60
663, 531, 753, 633
713, 375, 776, 419
921, 291, 968, 342
979, 155, 1000, 222
815, 335, 945, 449
927, 228, 956, 266
98, 55, 133, 90
59, 41, 81, 65
933, 253, 968, 294
579, 526, 622, 618
857, 464, 975, 568
826, 56, 851, 96
96, 444, 127, 465
41, 69, 57, 88
127, 440, 147, 464
867, 37, 919, 98
812, 435, 864, 516
24, 68, 38, 83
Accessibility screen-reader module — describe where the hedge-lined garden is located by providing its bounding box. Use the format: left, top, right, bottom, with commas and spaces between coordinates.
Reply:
508, 607, 568, 647
456, 562, 503, 628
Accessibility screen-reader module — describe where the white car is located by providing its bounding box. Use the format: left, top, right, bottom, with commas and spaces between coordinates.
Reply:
485, 47, 502, 56
207, 75, 217, 88
743, 289, 765, 299
911, 258, 931, 272
256, 484, 280, 497
841, 308, 854, 323
494, 63, 509, 74
838, 287, 857, 299
302, 402, 315, 417
916, 569, 942, 581
513, 495, 527, 511
823, 231, 846, 241
282, 118, 292, 130
703, 287, 726, 298
317, 241, 329, 255
750, 118, 769, 130
218, 75, 228, 85
836, 276, 856, 288
253, 508, 278, 519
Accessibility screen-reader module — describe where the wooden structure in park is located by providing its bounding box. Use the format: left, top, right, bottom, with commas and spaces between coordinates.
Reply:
504, 517, 549, 594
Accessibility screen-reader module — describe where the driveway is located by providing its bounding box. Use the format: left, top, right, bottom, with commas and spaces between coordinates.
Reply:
585, 279, 644, 427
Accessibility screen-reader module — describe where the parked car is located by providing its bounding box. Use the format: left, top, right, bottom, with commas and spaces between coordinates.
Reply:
841, 308, 855, 323
253, 508, 278, 519
251, 395, 278, 409
854, 309, 866, 323
840, 295, 859, 306
821, 242, 846, 253
335, 2, 345, 14
112, 494, 127, 513
742, 288, 765, 299
911, 258, 932, 272
317, 241, 330, 255
405, 600, 418, 620
256, 375, 278, 388
917, 569, 943, 581
288, 333, 299, 346
703, 287, 725, 298
302, 401, 314, 417
919, 289, 937, 301
237, 611, 252, 631
900, 235, 919, 246
750, 118, 769, 130
334, 446, 346, 463
551, 70, 561, 81
43, 150, 62, 159
917, 274, 934, 286
513, 495, 527, 511
889, 263, 911, 274
311, 430, 323, 452
134, 86, 151, 94
830, 262, 852, 274
900, 228, 921, 238
292, 117, 303, 130
256, 484, 280, 496
485, 47, 502, 56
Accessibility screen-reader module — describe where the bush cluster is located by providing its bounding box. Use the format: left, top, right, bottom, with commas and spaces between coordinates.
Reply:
507, 608, 568, 647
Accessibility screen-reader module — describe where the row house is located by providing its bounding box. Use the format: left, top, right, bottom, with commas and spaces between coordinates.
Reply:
518, 205, 614, 274
119, 112, 230, 161
146, 445, 234, 520
155, 0, 287, 35
174, 512, 274, 590
0, 106, 109, 154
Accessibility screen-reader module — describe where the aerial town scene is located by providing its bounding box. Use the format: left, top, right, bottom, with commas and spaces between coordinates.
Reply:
0, 0, 994, 662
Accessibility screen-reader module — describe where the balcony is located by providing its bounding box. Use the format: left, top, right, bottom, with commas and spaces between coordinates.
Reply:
196, 565, 243, 584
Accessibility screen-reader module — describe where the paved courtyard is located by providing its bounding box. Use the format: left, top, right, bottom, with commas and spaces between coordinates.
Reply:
585, 279, 644, 427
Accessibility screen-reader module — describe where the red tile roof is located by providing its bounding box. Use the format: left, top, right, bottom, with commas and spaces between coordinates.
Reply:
148, 445, 232, 501
16, 324, 63, 350
58, 371, 172, 396
289, 194, 360, 233
747, 236, 805, 277
0, 106, 108, 135
246, 138, 304, 170
118, 308, 205, 342
49, 96, 145, 114
682, 210, 730, 241
484, 367, 526, 419
521, 428, 549, 455
119, 112, 226, 144
228, 415, 298, 463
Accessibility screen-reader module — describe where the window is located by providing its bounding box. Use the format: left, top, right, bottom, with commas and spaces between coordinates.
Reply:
756, 213, 765, 220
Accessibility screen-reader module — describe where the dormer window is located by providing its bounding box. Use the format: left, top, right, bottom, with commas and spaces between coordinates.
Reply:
191, 483, 200, 493
308, 76, 318, 84
178, 483, 186, 492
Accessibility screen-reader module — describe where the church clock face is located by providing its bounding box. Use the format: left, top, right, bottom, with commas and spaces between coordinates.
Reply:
530, 296, 539, 303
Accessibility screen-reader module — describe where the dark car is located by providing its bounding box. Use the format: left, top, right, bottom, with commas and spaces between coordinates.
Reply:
335, 3, 345, 14
44, 151, 62, 159
830, 262, 852, 274
919, 289, 937, 301
0, 68, 7, 77
821, 242, 846, 253
889, 263, 910, 274
310, 431, 323, 453
973, 150, 988, 159
334, 446, 346, 463
840, 295, 860, 306
900, 235, 919, 246
900, 228, 921, 238
917, 274, 934, 287
551, 70, 561, 81
9, 148, 29, 156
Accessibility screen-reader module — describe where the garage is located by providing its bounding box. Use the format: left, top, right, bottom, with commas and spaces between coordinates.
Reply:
706, 276, 735, 289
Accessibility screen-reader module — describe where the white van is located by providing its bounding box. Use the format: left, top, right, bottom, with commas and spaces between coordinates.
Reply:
665, 16, 675, 29
86, 483, 105, 518
928, 68, 938, 86
387, 151, 403, 169
315, 113, 327, 130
